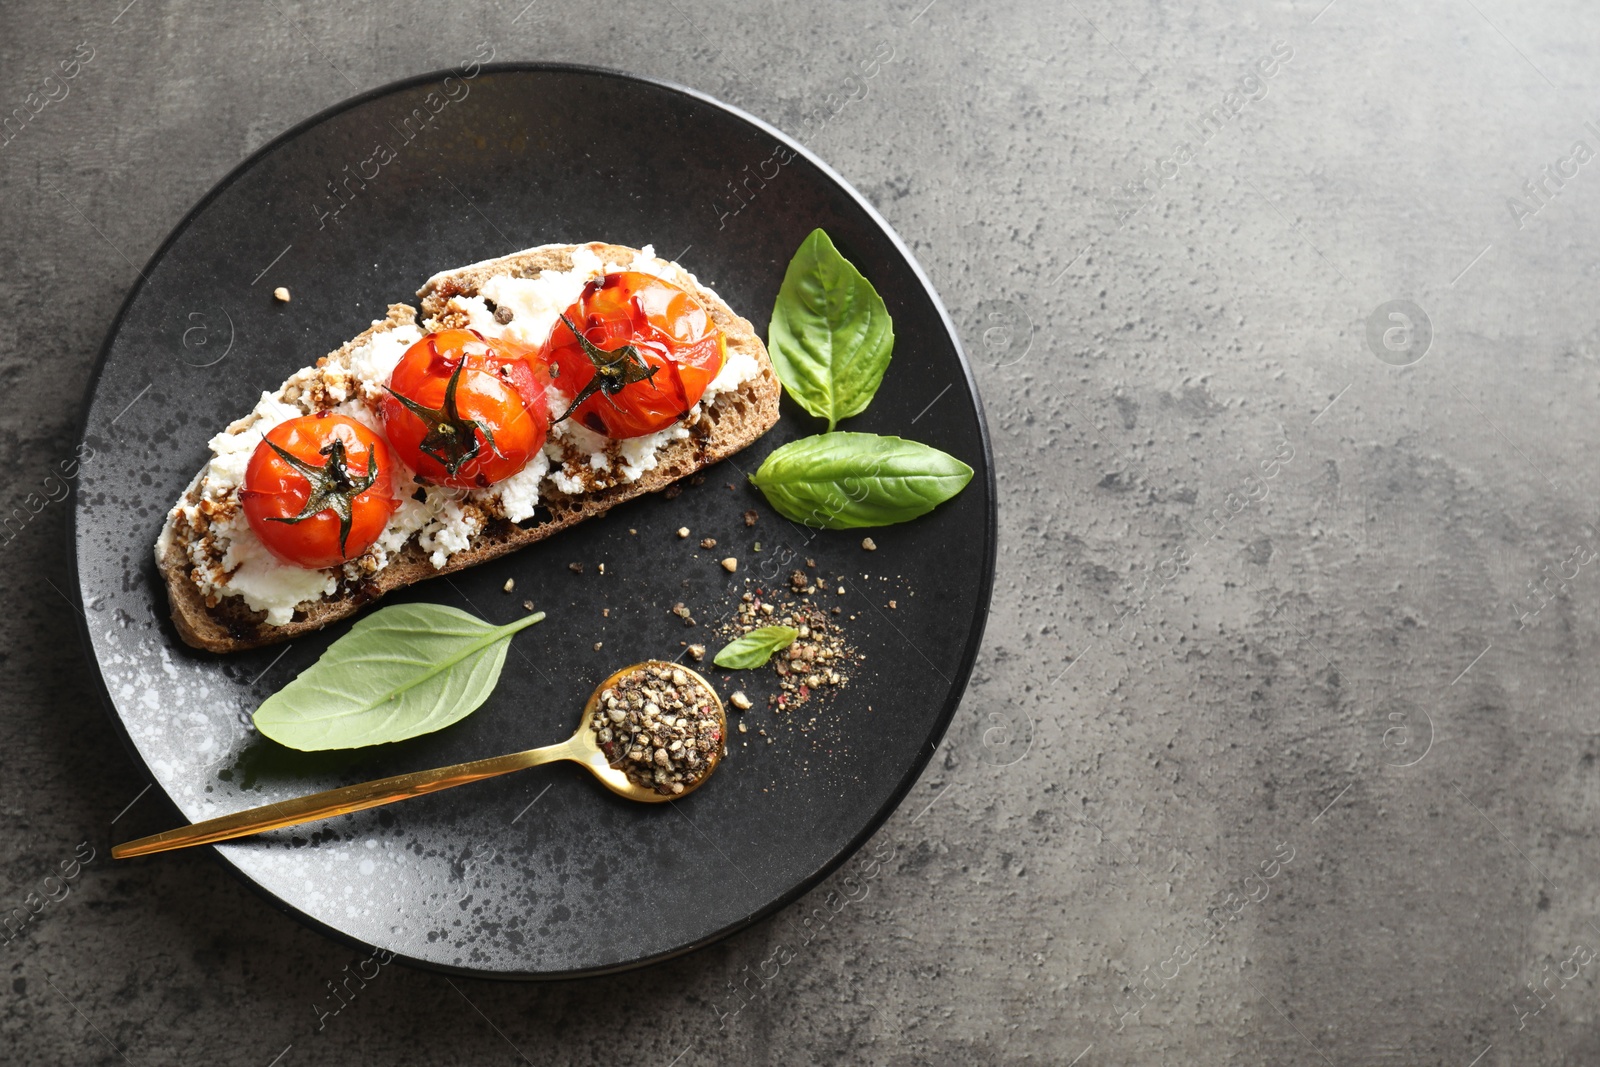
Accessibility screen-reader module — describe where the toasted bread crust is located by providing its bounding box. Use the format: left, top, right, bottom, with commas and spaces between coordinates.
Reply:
160, 243, 780, 653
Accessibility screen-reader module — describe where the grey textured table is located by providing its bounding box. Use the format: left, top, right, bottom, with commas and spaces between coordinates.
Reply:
4, 1, 1597, 1064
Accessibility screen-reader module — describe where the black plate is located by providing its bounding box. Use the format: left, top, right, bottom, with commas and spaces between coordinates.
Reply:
71, 63, 995, 978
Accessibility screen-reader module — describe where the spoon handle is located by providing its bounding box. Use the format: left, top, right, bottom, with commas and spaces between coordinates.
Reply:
112, 741, 577, 859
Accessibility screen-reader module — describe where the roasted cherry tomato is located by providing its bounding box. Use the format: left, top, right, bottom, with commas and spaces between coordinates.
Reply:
540, 271, 725, 438
241, 413, 399, 569
380, 329, 551, 489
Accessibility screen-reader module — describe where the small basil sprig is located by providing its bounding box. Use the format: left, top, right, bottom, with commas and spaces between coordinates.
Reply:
768, 228, 894, 430
253, 603, 544, 751
714, 626, 800, 669
751, 433, 972, 529
755, 230, 972, 529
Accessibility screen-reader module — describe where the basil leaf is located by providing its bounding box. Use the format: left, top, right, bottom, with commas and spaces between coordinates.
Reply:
769, 228, 894, 429
714, 626, 800, 670
750, 432, 972, 529
253, 604, 545, 751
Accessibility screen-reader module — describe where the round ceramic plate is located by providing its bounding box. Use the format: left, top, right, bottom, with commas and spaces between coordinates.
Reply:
72, 63, 995, 978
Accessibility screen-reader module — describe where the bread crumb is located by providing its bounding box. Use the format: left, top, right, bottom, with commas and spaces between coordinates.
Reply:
730, 691, 752, 710
273, 286, 291, 302
503, 578, 515, 592
721, 557, 738, 573
861, 537, 877, 551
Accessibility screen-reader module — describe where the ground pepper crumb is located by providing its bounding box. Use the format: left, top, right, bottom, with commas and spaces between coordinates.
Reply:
720, 584, 857, 713
589, 664, 723, 796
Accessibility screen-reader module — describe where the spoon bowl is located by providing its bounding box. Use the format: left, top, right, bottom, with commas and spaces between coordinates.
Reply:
112, 660, 727, 859
550, 660, 727, 804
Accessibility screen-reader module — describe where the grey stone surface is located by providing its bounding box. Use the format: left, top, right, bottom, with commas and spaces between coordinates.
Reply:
5, 0, 1600, 1063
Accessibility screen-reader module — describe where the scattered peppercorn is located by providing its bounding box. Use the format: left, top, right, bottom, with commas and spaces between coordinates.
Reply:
721, 585, 856, 711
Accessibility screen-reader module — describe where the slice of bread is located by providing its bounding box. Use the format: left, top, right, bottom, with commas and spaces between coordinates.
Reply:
158, 242, 780, 653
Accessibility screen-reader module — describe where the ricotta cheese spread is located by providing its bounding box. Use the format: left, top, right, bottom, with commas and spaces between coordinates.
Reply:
160, 244, 760, 627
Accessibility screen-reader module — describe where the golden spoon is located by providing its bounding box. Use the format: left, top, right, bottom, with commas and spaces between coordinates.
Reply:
112, 660, 726, 860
